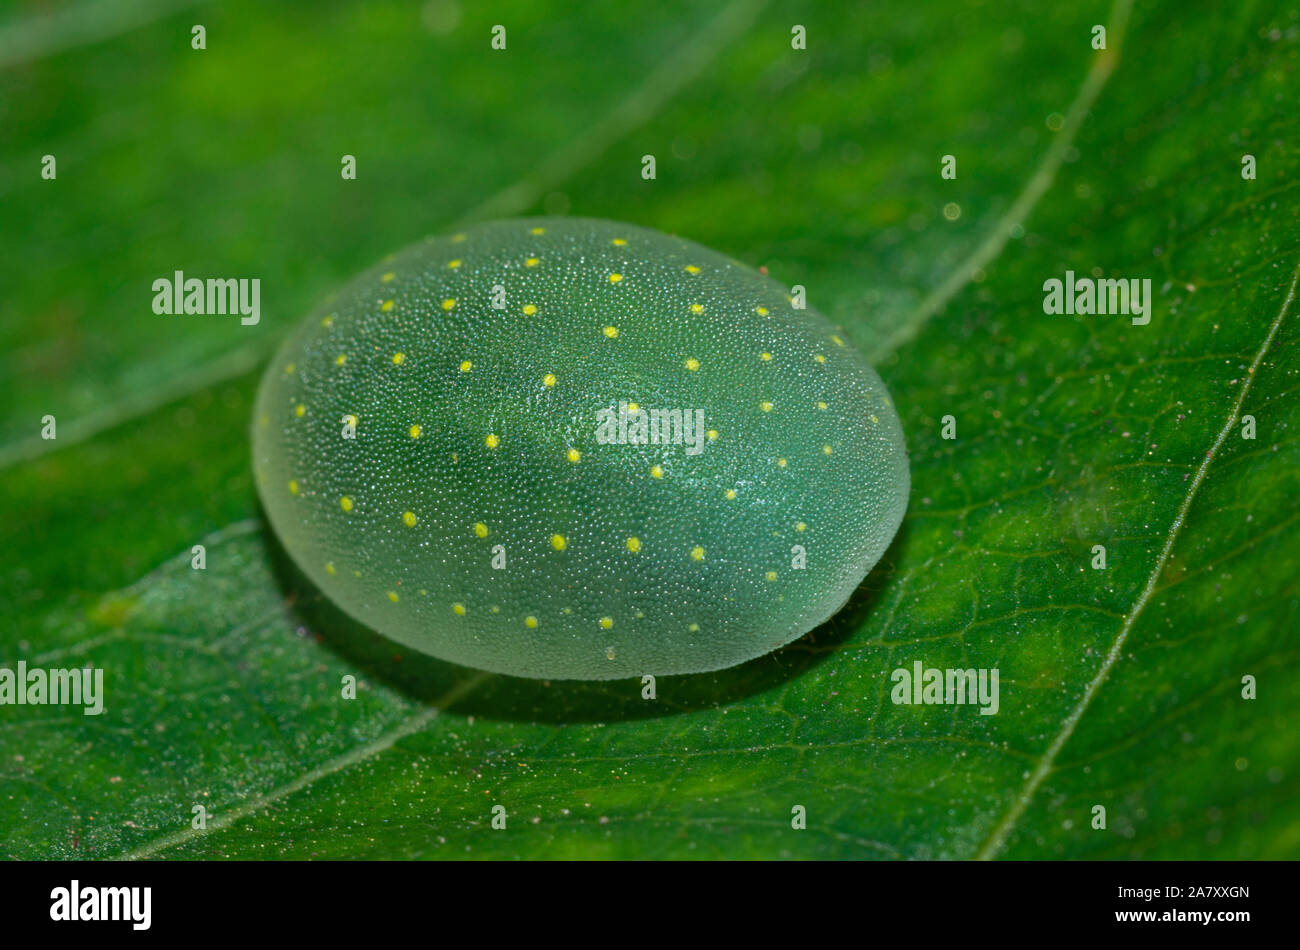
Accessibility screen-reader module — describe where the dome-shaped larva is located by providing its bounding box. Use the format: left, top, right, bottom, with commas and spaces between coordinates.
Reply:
252, 218, 909, 680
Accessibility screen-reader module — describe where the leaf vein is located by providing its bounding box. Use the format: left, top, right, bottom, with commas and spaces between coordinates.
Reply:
974, 257, 1300, 860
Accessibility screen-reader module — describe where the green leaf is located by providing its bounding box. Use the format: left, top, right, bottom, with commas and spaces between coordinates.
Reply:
3, 0, 1298, 859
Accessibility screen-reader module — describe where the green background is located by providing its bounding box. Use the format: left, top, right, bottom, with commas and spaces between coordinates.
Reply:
1, 0, 1297, 859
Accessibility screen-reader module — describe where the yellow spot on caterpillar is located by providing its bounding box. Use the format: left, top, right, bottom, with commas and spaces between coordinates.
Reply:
441, 298, 457, 311
755, 306, 769, 316
690, 303, 704, 314
525, 257, 539, 267
485, 433, 500, 448
690, 546, 705, 562
285, 363, 295, 374
522, 304, 537, 315
760, 352, 772, 361
340, 496, 354, 512
817, 401, 828, 410
335, 354, 347, 366
600, 617, 614, 630
684, 357, 700, 371
777, 458, 788, 468
525, 615, 538, 628
474, 522, 489, 538
566, 448, 581, 463
650, 465, 664, 479
387, 591, 399, 602
453, 603, 466, 615
550, 534, 567, 551
344, 414, 358, 428
531, 227, 546, 235
392, 353, 405, 365
321, 316, 334, 327
814, 354, 827, 363
543, 373, 557, 387
688, 623, 700, 633
765, 571, 778, 582
448, 259, 462, 269
611, 238, 627, 246
607, 273, 623, 284
823, 445, 833, 455
409, 424, 422, 439
724, 489, 737, 500
832, 335, 845, 346
460, 360, 472, 373
380, 300, 395, 312
626, 537, 641, 553
760, 401, 773, 412
381, 272, 396, 283
403, 511, 418, 527
325, 562, 336, 575
603, 325, 619, 338
707, 429, 718, 441
626, 402, 639, 413
288, 480, 299, 495
295, 404, 306, 417
870, 414, 879, 424
685, 265, 701, 274
795, 522, 807, 532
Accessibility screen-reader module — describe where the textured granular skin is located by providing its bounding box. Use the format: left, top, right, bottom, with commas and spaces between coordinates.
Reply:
252, 217, 909, 680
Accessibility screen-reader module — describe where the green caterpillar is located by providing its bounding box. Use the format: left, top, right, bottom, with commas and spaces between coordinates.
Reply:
252, 218, 908, 680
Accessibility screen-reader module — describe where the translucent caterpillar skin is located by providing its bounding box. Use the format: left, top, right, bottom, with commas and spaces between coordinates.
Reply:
252, 218, 909, 680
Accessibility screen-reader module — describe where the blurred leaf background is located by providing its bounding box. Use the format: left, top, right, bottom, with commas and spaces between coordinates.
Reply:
1, 0, 1298, 859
